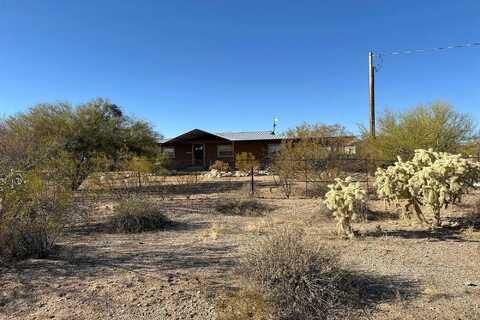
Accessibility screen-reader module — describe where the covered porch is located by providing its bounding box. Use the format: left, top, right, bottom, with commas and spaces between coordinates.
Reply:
160, 129, 235, 169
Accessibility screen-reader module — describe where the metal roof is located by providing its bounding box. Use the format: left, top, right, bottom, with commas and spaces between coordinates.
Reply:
215, 131, 284, 141
159, 129, 285, 144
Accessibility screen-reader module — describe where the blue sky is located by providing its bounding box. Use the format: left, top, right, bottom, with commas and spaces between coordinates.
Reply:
0, 1, 479, 138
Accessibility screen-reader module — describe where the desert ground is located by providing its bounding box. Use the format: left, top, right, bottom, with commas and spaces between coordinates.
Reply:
1, 175, 479, 320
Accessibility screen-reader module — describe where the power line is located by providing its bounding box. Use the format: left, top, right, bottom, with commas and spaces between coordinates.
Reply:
368, 40, 480, 138
372, 41, 480, 72
374, 41, 480, 56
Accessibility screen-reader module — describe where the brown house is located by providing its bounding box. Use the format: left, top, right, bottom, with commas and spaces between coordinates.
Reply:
159, 128, 357, 170
159, 129, 284, 169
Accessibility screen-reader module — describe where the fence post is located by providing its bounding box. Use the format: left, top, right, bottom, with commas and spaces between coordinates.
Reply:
365, 158, 369, 209
304, 159, 308, 197
251, 166, 254, 196
137, 171, 142, 189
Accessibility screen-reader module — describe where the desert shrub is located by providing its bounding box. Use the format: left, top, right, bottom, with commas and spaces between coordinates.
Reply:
209, 160, 231, 172
305, 182, 330, 197
110, 197, 172, 233
360, 102, 477, 161
235, 152, 258, 172
125, 156, 156, 188
214, 197, 270, 217
240, 225, 355, 320
0, 169, 71, 260
324, 177, 366, 238
175, 174, 203, 199
272, 123, 350, 199
216, 288, 270, 320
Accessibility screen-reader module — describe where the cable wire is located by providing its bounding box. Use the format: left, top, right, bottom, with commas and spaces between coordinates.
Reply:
374, 41, 480, 56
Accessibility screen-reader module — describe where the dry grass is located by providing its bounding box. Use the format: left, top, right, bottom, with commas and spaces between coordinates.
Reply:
216, 288, 270, 320
205, 222, 235, 240
2, 181, 480, 320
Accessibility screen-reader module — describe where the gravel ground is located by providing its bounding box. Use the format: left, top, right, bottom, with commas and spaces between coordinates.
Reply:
1, 192, 479, 320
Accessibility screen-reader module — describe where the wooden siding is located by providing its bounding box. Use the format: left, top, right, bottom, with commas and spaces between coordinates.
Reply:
161, 140, 280, 169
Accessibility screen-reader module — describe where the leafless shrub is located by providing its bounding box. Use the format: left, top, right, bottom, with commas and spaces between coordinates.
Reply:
175, 174, 203, 199
240, 225, 356, 320
109, 197, 172, 233
309, 168, 344, 195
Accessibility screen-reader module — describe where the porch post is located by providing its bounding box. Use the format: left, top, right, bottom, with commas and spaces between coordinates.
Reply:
232, 141, 235, 169
191, 143, 194, 166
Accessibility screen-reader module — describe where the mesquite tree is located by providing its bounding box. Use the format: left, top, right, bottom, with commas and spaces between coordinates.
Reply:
324, 177, 366, 238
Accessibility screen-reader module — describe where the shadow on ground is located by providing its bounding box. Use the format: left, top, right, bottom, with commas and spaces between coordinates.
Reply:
86, 180, 251, 198
363, 219, 480, 243
365, 208, 401, 222
66, 218, 209, 236
0, 237, 237, 316
350, 272, 420, 308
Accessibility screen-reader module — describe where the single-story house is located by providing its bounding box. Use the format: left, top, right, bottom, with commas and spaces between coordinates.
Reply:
159, 128, 357, 170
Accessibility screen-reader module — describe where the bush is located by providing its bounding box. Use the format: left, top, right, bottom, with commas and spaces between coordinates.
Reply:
209, 160, 231, 172
0, 169, 70, 260
361, 102, 477, 161
214, 197, 270, 216
235, 152, 258, 172
110, 197, 172, 233
240, 225, 355, 320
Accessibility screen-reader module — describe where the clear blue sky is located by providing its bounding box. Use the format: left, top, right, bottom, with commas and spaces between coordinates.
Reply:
1, 1, 479, 138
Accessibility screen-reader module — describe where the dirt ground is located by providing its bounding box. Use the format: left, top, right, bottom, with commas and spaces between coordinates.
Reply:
1, 180, 479, 320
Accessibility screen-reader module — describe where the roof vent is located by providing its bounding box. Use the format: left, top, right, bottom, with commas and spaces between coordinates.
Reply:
272, 118, 279, 135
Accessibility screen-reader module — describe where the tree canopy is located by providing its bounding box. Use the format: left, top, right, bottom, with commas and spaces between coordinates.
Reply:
361, 102, 478, 160
0, 98, 161, 189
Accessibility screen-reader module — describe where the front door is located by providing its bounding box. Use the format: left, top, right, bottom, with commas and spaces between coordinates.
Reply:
193, 144, 204, 167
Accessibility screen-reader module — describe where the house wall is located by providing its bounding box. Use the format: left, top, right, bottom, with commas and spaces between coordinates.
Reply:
161, 140, 281, 170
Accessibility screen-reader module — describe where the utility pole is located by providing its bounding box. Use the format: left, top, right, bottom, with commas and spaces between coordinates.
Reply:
368, 51, 376, 138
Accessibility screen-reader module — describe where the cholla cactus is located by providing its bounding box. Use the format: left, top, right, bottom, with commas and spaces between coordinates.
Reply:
0, 169, 26, 195
324, 177, 366, 238
375, 149, 480, 226
375, 156, 424, 221
409, 152, 480, 226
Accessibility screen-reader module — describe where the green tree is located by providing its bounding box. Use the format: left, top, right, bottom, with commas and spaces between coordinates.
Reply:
361, 102, 477, 160
0, 98, 161, 190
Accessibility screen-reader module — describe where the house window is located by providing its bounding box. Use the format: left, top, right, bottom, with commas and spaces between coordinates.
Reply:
162, 147, 175, 158
217, 145, 233, 157
268, 143, 281, 156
